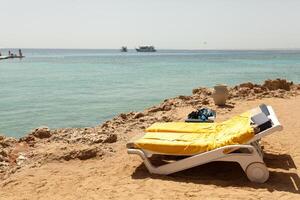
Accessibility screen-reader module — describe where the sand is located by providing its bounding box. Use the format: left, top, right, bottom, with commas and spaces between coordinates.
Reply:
1, 80, 300, 199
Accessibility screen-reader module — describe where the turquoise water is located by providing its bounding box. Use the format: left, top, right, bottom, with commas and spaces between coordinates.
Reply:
1, 49, 300, 137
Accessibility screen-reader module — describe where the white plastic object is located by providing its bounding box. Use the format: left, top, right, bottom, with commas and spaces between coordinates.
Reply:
246, 162, 269, 183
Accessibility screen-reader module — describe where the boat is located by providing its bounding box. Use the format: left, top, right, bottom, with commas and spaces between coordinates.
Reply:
136, 46, 156, 52
0, 56, 9, 60
120, 46, 127, 52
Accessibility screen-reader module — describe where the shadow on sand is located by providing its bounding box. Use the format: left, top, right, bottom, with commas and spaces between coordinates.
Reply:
131, 152, 300, 194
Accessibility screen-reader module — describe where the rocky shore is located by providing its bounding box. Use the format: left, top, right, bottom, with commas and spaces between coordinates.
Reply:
1, 79, 299, 180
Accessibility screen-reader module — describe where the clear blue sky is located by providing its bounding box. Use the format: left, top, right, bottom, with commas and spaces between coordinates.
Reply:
1, 0, 300, 49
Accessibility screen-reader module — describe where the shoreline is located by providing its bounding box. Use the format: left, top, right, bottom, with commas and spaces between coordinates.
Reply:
1, 78, 299, 177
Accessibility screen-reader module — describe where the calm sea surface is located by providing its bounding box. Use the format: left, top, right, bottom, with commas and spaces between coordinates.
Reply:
1, 49, 300, 137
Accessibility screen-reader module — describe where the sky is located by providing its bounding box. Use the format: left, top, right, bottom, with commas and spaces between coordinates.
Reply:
1, 0, 300, 49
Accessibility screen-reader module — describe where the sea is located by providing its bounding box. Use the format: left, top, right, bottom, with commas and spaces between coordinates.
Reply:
1, 49, 300, 137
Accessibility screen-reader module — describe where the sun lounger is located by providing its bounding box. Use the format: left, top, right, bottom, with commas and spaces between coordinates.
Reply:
127, 105, 283, 183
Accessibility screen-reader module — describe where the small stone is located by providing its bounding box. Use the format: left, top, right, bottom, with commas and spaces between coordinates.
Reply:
16, 154, 27, 166
0, 161, 9, 167
19, 135, 35, 143
253, 87, 263, 93
192, 87, 212, 96
103, 133, 117, 143
148, 106, 163, 113
239, 82, 254, 89
101, 122, 109, 128
119, 113, 127, 119
162, 105, 172, 111
0, 149, 8, 157
133, 112, 144, 119
31, 126, 52, 139
178, 95, 191, 100
202, 98, 210, 105
62, 147, 100, 161
0, 155, 9, 162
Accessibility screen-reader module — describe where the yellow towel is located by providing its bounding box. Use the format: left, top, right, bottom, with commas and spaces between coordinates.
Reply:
133, 112, 254, 155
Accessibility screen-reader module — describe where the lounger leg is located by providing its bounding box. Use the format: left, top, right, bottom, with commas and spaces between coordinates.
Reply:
218, 146, 269, 183
127, 149, 159, 174
128, 145, 269, 183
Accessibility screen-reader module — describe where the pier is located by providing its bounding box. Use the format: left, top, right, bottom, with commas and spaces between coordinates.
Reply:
0, 49, 24, 60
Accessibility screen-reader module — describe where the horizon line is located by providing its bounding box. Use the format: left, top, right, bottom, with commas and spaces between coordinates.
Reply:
1, 47, 300, 51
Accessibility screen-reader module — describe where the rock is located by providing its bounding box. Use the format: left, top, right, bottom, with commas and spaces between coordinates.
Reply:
202, 98, 210, 105
192, 88, 200, 94
253, 87, 263, 93
19, 135, 35, 144
192, 87, 212, 96
0, 155, 9, 162
103, 133, 117, 143
189, 99, 202, 105
133, 112, 144, 119
119, 113, 127, 120
162, 105, 172, 111
0, 161, 9, 167
239, 82, 254, 89
87, 134, 105, 144
16, 154, 27, 166
159, 116, 171, 122
178, 95, 191, 100
148, 106, 163, 113
0, 136, 17, 148
62, 147, 101, 161
139, 125, 145, 129
31, 126, 52, 139
263, 79, 292, 91
139, 118, 145, 122
0, 149, 8, 157
101, 122, 109, 128
238, 87, 250, 95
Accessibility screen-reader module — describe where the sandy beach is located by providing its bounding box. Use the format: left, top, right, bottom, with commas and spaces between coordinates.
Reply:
1, 79, 300, 199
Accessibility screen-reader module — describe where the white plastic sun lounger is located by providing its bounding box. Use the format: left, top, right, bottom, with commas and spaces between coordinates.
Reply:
127, 105, 283, 183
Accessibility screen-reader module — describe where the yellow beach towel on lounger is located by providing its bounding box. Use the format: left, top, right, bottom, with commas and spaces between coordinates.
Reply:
133, 112, 255, 155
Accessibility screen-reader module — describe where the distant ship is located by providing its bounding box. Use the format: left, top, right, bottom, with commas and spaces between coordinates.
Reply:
136, 46, 156, 52
120, 46, 127, 52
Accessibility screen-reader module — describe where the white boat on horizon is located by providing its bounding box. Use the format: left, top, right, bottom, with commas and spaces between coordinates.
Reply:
136, 46, 156, 52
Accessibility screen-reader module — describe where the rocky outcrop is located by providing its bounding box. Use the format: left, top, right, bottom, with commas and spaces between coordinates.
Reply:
228, 79, 298, 101
50, 128, 117, 145
263, 79, 293, 91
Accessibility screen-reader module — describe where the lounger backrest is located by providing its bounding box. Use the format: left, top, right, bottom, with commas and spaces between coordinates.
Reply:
251, 112, 272, 132
259, 104, 270, 116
